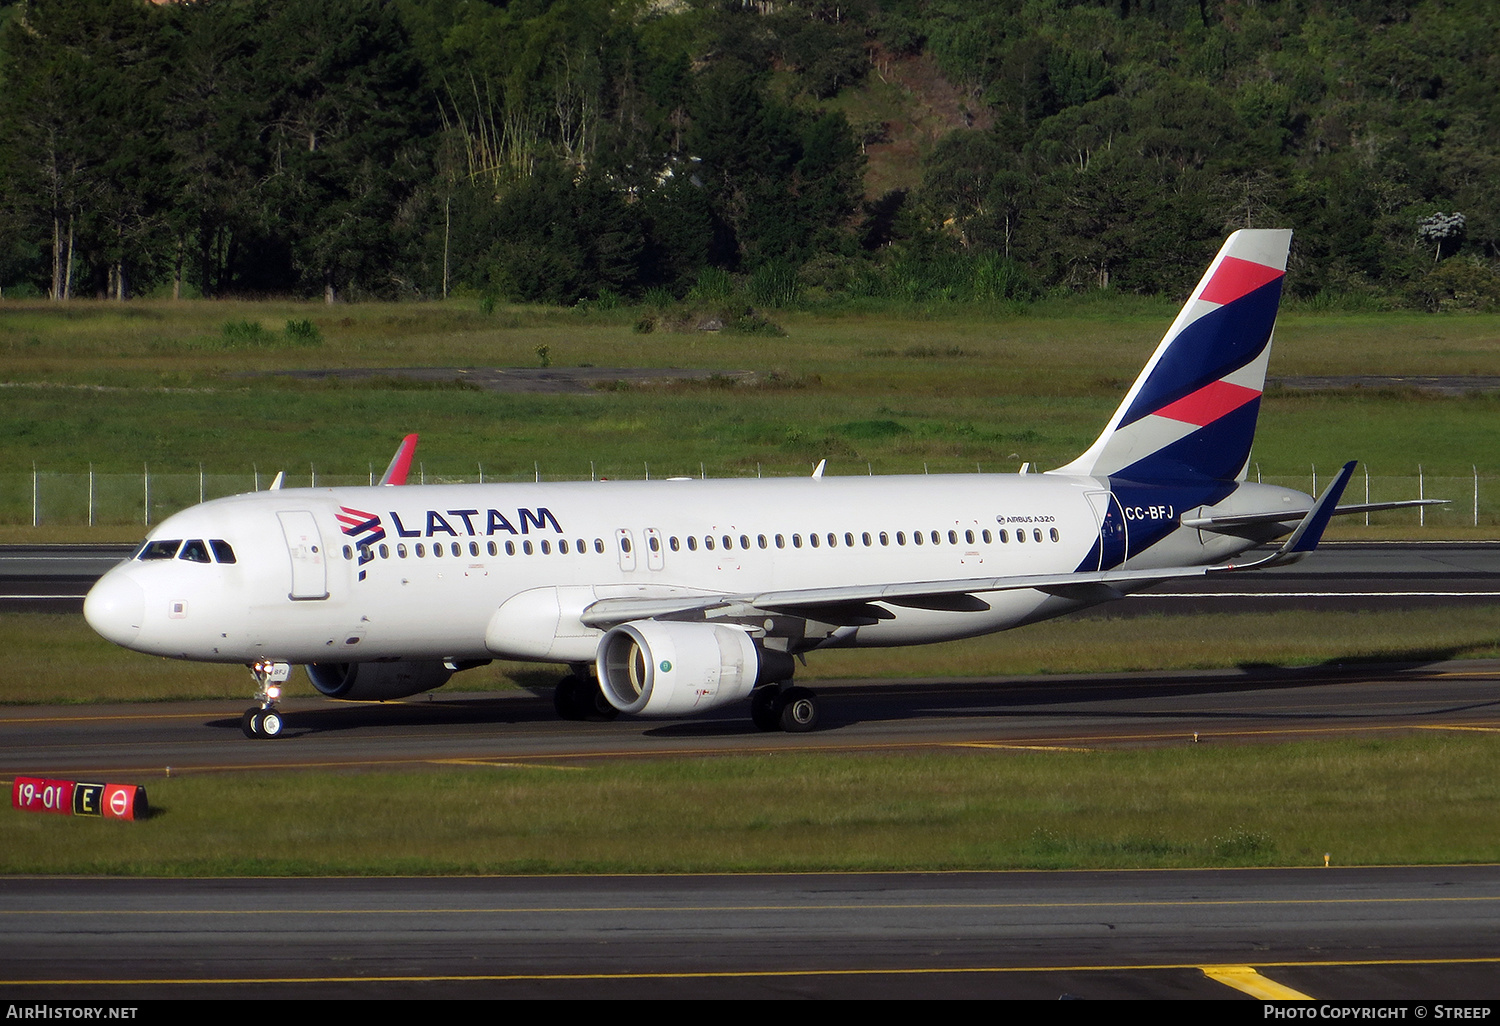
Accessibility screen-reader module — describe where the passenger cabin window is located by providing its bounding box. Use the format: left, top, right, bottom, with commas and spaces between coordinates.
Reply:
140, 540, 182, 560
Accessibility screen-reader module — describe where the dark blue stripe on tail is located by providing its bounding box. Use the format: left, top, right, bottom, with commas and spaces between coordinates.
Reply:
1119, 278, 1282, 428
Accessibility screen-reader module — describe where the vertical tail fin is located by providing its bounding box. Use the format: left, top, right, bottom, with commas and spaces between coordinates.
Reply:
1052, 229, 1291, 483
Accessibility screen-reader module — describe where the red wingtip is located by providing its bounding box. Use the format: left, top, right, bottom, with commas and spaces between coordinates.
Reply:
380, 434, 419, 486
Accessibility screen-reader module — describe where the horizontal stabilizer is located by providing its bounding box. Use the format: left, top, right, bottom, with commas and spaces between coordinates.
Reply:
1182, 498, 1448, 531
1209, 460, 1355, 571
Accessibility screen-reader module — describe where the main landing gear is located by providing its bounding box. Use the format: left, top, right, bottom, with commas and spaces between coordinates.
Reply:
553, 672, 620, 722
751, 684, 820, 733
242, 659, 291, 739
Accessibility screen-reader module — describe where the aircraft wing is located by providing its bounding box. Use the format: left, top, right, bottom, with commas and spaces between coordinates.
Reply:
579, 461, 1359, 630
578, 563, 1222, 629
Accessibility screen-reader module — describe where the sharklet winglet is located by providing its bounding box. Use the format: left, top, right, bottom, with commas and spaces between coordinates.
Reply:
380, 434, 419, 486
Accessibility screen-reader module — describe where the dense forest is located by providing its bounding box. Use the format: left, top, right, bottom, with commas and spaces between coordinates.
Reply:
1, 0, 1498, 307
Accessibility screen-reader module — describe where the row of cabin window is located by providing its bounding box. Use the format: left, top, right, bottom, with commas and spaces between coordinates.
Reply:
344, 538, 608, 561
650, 526, 1060, 553
343, 525, 1063, 563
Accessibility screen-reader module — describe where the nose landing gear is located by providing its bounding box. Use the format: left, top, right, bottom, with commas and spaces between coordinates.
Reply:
242, 659, 291, 739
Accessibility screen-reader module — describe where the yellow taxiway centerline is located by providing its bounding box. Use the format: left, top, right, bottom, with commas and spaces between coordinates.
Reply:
4, 956, 1498, 987
1201, 964, 1312, 999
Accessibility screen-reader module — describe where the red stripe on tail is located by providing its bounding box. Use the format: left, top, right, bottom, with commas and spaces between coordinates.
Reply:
1199, 256, 1283, 306
1153, 380, 1261, 427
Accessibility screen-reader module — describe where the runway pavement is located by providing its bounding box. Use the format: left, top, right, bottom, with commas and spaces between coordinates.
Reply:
2, 868, 1498, 998
6, 659, 1500, 777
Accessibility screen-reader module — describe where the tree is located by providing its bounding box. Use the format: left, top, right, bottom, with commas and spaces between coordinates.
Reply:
256, 0, 430, 301
0, 0, 161, 299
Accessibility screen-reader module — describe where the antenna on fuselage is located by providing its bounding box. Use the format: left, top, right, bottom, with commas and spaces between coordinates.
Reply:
269, 471, 284, 490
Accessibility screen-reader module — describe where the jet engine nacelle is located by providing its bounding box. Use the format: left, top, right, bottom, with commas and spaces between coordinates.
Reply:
305, 660, 454, 701
596, 620, 793, 717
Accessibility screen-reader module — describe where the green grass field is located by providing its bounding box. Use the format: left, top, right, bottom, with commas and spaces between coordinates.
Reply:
5, 734, 1498, 875
4, 298, 1500, 532
3, 299, 1499, 477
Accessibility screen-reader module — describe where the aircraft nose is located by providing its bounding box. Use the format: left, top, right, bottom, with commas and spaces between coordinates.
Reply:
84, 571, 145, 647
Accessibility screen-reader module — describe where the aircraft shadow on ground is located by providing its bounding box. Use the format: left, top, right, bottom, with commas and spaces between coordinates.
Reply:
205, 692, 560, 737
204, 644, 1499, 739
639, 647, 1500, 738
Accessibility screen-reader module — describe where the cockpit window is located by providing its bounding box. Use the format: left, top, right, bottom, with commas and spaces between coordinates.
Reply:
179, 539, 211, 563
139, 540, 182, 560
210, 540, 236, 563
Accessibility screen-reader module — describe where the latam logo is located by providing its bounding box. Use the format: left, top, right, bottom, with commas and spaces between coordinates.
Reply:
337, 507, 565, 581
387, 508, 563, 538
337, 505, 387, 580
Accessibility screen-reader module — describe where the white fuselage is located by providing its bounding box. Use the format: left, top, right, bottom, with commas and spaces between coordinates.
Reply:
83, 472, 1306, 667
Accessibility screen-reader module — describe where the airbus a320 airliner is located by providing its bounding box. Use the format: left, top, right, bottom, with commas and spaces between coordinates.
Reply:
84, 230, 1431, 738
